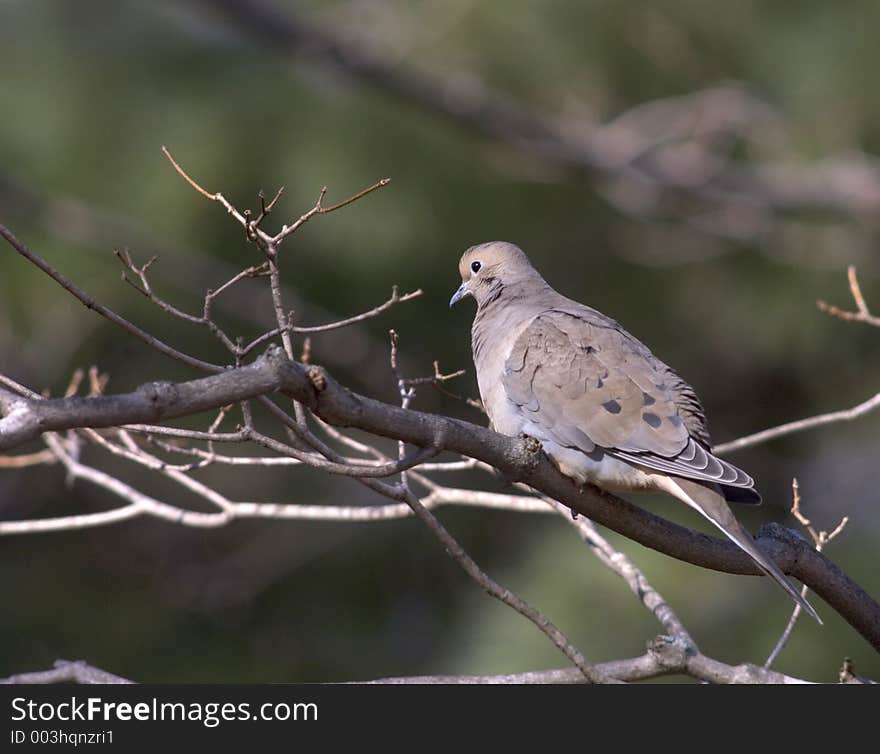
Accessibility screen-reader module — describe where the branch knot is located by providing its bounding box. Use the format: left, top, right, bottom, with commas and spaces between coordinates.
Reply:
647, 635, 691, 670
136, 381, 180, 419
308, 366, 328, 393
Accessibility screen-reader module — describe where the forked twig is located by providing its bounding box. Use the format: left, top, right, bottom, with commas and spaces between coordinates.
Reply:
764, 479, 848, 668
817, 265, 880, 328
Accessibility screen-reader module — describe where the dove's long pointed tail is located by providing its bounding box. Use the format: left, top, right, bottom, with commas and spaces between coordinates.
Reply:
653, 475, 822, 624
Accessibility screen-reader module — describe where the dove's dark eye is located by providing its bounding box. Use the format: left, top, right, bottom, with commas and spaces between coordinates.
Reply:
470, 260, 482, 273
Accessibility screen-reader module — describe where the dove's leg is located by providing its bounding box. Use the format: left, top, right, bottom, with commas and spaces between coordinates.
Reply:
649, 473, 822, 624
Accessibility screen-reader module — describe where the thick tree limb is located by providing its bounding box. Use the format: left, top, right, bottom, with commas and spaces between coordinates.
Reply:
0, 359, 278, 450
2, 346, 878, 650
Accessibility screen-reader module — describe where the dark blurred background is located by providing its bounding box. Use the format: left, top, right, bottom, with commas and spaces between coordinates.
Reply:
1, 0, 878, 682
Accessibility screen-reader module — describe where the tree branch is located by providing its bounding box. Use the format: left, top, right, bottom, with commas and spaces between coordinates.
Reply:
2, 347, 878, 650
544, 497, 694, 645
0, 223, 221, 373
14, 634, 864, 684
0, 660, 135, 685
355, 635, 816, 684
817, 265, 880, 328
0, 354, 283, 451
714, 391, 880, 454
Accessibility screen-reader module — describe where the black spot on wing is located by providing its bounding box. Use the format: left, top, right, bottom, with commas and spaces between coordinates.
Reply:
602, 399, 621, 414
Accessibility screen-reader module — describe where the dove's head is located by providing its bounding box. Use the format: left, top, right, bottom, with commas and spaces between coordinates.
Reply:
449, 241, 538, 308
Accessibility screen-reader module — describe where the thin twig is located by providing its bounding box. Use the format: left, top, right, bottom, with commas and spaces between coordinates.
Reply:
817, 265, 880, 328
0, 224, 222, 373
542, 496, 694, 645
319, 178, 392, 214
162, 146, 269, 241
764, 479, 849, 668
714, 392, 880, 454
245, 427, 439, 478
402, 360, 466, 387
394, 485, 613, 683
0, 449, 57, 468
251, 186, 285, 233
272, 178, 391, 244
262, 388, 610, 682
115, 248, 242, 353
236, 287, 422, 359
291, 287, 423, 334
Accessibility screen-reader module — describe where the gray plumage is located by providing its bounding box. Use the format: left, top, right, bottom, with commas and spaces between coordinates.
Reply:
450, 241, 820, 623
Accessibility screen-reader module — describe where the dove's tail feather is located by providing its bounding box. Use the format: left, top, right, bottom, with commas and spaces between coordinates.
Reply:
654, 475, 823, 625
719, 483, 762, 505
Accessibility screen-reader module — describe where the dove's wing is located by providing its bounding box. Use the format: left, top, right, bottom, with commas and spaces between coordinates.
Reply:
502, 309, 755, 491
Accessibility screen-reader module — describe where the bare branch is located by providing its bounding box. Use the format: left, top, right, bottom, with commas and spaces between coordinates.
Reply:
0, 374, 42, 400
312, 177, 392, 215
271, 178, 391, 245
0, 223, 221, 373
715, 267, 879, 455
244, 427, 439, 478
765, 479, 850, 668
393, 483, 612, 683
0, 449, 57, 468
13, 634, 860, 683
1, 436, 547, 535
714, 391, 880, 454
2, 348, 877, 649
818, 265, 880, 328
1, 660, 135, 685
356, 635, 815, 684
543, 496, 694, 645
251, 186, 285, 231
114, 248, 243, 354
162, 146, 389, 253
0, 350, 290, 450
291, 286, 423, 334
161, 146, 219, 202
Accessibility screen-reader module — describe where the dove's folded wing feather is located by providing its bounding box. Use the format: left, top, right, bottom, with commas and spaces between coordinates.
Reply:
502, 309, 754, 490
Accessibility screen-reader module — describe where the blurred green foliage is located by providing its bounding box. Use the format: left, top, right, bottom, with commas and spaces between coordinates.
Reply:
0, 0, 877, 682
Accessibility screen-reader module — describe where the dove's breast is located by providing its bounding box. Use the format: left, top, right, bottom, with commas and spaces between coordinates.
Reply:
471, 307, 541, 436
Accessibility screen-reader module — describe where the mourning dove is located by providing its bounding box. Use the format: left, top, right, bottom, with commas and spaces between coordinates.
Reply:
450, 241, 820, 623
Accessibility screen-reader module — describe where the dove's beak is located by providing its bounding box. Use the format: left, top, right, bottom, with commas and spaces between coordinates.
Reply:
449, 283, 467, 308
